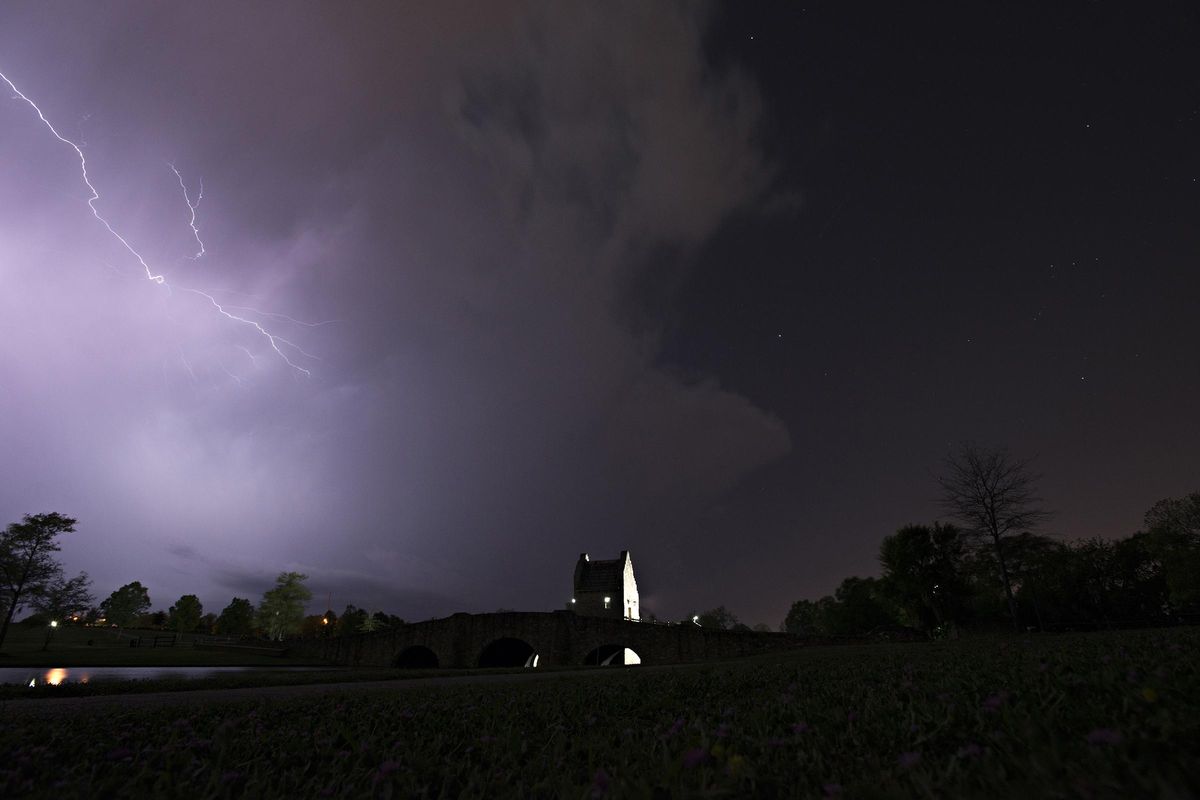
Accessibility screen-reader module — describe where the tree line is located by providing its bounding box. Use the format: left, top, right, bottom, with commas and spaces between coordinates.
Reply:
5, 445, 1196, 645
0, 514, 405, 649
779, 444, 1199, 638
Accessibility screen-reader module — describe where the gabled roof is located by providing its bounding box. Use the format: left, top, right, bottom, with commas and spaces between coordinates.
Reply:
574, 557, 623, 593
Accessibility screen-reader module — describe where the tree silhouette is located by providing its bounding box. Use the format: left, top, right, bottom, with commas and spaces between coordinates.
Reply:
0, 512, 78, 649
879, 523, 968, 630
102, 582, 152, 628
168, 594, 203, 633
938, 443, 1052, 630
216, 597, 255, 636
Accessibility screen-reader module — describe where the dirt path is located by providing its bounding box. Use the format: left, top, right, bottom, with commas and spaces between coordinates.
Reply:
0, 666, 662, 718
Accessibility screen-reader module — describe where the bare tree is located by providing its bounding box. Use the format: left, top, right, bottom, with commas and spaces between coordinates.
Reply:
938, 443, 1052, 630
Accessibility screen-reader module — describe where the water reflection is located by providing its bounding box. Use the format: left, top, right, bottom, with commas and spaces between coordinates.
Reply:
6, 665, 329, 687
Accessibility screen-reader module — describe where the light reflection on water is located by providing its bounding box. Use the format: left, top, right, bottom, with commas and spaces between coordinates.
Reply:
7, 666, 326, 687
44, 667, 70, 686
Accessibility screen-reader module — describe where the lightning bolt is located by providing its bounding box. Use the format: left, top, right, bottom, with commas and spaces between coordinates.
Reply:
235, 345, 260, 368
187, 289, 315, 376
1, 69, 164, 284
2, 67, 317, 376
169, 162, 205, 259
220, 305, 335, 327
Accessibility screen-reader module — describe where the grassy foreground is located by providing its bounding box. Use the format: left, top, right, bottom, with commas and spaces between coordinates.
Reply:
2, 629, 1198, 798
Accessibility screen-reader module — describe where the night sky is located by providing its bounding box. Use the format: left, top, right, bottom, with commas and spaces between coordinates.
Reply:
1, 3, 1196, 628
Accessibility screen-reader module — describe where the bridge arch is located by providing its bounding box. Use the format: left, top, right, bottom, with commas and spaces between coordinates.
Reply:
582, 643, 643, 666
395, 645, 439, 668
479, 636, 540, 668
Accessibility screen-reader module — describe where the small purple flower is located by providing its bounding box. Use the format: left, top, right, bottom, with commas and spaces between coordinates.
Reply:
666, 717, 685, 737
715, 723, 731, 738
897, 751, 921, 768
106, 747, 134, 762
767, 737, 786, 748
591, 768, 611, 796
1086, 728, 1122, 746
846, 711, 858, 723
221, 771, 242, 783
956, 743, 983, 759
683, 747, 710, 769
791, 721, 810, 734
981, 691, 1008, 712
377, 760, 401, 777
823, 783, 843, 797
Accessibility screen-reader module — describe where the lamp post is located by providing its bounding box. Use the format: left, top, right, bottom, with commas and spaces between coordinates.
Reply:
42, 619, 59, 652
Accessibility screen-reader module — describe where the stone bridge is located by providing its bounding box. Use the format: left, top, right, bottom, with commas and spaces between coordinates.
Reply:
290, 610, 805, 669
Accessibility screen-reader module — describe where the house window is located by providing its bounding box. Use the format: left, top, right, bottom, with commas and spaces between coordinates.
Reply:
604, 596, 611, 609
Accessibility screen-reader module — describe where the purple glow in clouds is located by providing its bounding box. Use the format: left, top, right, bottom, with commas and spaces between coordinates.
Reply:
0, 67, 319, 376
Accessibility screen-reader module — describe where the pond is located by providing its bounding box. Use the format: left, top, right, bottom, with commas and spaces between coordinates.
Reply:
0, 666, 330, 687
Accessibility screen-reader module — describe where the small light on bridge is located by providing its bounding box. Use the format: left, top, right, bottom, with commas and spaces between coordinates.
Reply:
692, 615, 700, 625
49, 620, 58, 628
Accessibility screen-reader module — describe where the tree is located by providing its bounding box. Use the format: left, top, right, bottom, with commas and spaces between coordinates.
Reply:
101, 582, 152, 628
938, 443, 1052, 630
30, 571, 94, 651
0, 512, 78, 649
338, 604, 368, 635
1144, 492, 1200, 541
879, 523, 969, 631
696, 606, 739, 629
1144, 491, 1200, 612
372, 611, 404, 629
168, 594, 203, 634
216, 598, 255, 636
782, 599, 829, 635
31, 572, 95, 623
257, 572, 311, 640
825, 576, 898, 635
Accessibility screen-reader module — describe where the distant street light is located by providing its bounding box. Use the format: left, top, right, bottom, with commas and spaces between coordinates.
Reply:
43, 620, 59, 652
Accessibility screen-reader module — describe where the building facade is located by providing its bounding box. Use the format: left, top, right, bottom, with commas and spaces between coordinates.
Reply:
572, 551, 640, 620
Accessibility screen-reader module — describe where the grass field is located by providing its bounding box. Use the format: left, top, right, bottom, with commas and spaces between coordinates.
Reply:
0, 624, 309, 667
2, 628, 1198, 798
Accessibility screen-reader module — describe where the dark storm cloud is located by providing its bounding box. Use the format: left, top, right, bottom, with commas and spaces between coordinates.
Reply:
0, 2, 788, 618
